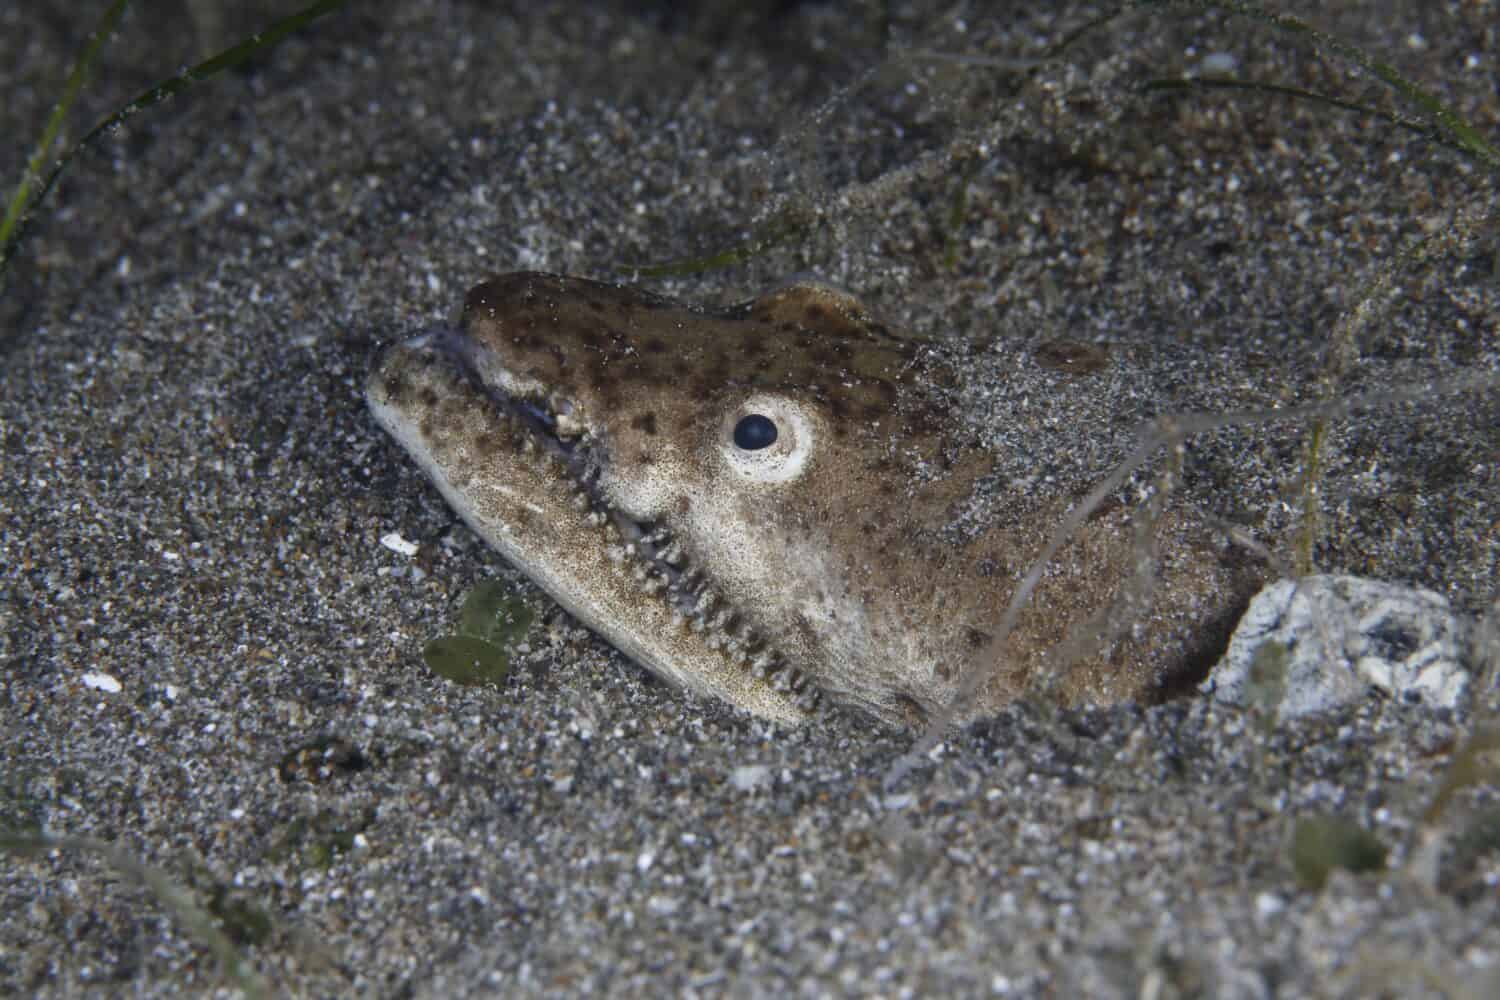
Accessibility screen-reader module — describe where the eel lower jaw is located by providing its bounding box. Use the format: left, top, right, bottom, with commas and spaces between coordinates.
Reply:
379, 330, 819, 714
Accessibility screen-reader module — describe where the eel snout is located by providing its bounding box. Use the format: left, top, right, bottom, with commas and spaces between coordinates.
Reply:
367, 328, 814, 725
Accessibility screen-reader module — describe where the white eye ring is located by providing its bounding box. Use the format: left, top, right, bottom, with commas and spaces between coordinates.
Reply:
718, 393, 817, 484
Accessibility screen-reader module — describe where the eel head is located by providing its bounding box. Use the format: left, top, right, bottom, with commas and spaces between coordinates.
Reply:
368, 273, 1242, 727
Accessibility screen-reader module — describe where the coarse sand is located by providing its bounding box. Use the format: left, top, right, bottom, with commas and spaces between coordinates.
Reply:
2, 2, 1497, 995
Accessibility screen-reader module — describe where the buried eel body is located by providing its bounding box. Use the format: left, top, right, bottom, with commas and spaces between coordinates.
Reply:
367, 273, 1246, 728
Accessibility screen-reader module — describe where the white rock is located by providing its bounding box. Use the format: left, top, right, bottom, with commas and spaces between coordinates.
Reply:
379, 531, 419, 556
1202, 575, 1470, 718
728, 764, 772, 792
1254, 892, 1286, 920
81, 671, 122, 693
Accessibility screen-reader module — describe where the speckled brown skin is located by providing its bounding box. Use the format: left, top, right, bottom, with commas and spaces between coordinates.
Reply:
370, 273, 1250, 728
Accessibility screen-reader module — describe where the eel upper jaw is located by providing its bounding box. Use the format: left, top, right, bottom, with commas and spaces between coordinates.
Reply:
370, 329, 818, 722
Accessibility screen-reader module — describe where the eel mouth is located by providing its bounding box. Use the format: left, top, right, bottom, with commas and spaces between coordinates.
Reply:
369, 328, 818, 718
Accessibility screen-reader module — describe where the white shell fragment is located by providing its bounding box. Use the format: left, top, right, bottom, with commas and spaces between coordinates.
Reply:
380, 532, 420, 557
1203, 575, 1471, 718
81, 671, 123, 694
728, 764, 773, 791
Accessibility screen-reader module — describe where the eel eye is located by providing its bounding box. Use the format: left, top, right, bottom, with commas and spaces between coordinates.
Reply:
732, 414, 778, 451
719, 395, 815, 484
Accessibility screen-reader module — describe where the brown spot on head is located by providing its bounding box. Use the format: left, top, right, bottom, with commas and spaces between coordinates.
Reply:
630, 412, 658, 436
700, 356, 730, 391
381, 370, 409, 402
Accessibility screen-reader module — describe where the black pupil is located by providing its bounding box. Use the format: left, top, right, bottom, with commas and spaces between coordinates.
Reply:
733, 414, 778, 450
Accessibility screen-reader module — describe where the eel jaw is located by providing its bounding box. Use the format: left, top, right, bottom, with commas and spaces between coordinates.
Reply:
366, 332, 817, 724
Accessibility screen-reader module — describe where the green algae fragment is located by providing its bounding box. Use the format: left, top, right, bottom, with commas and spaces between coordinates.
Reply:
207, 886, 274, 947
423, 580, 534, 686
423, 635, 513, 685
457, 579, 532, 644
1291, 815, 1388, 890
